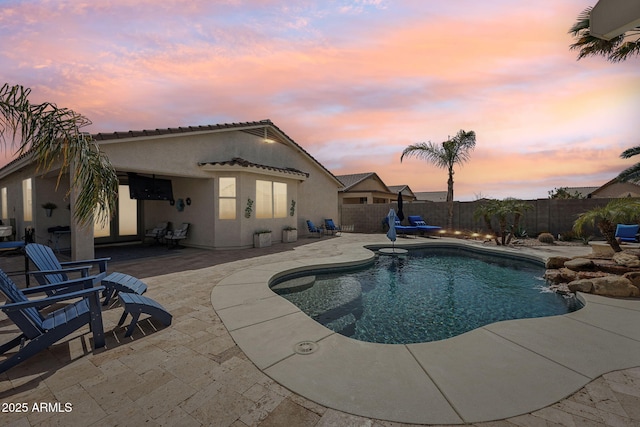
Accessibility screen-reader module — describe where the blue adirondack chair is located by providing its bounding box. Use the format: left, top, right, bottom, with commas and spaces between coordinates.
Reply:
25, 243, 110, 290
26, 243, 147, 306
306, 220, 324, 237
0, 269, 106, 373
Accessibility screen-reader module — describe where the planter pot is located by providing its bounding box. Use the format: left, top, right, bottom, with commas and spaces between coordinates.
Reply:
45, 209, 53, 217
254, 233, 272, 248
282, 229, 297, 243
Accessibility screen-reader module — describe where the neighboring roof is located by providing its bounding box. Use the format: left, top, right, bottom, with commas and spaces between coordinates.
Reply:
415, 191, 447, 202
590, 177, 640, 197
388, 185, 416, 196
199, 157, 309, 180
563, 187, 599, 198
336, 172, 392, 193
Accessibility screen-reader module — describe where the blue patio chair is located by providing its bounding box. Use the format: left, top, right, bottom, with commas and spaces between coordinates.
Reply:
306, 220, 323, 237
407, 215, 443, 235
383, 217, 419, 236
324, 219, 342, 236
615, 224, 640, 243
26, 243, 147, 306
0, 269, 106, 373
25, 243, 109, 291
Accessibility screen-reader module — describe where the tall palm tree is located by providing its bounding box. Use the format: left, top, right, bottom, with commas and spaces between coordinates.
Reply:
401, 129, 476, 229
0, 83, 117, 226
569, 6, 640, 62
573, 198, 640, 252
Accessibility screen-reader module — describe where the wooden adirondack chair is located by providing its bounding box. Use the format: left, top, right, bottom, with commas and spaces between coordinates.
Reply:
0, 269, 106, 373
25, 243, 110, 289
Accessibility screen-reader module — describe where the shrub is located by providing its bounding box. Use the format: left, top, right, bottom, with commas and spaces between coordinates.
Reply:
537, 232, 555, 244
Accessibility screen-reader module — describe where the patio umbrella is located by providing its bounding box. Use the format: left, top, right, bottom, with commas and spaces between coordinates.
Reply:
396, 192, 405, 222
386, 208, 397, 246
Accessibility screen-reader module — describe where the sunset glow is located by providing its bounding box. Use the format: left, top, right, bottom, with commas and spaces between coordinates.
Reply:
1, 0, 638, 200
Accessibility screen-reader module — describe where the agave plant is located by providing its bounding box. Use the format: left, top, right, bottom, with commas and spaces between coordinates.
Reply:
0, 83, 117, 226
573, 198, 640, 252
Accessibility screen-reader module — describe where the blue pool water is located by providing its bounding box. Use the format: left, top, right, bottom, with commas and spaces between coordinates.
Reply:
271, 247, 583, 344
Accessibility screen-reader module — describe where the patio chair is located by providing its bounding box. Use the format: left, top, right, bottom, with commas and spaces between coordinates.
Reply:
25, 243, 109, 292
383, 217, 419, 237
0, 269, 106, 373
407, 215, 443, 235
144, 222, 169, 244
324, 219, 342, 236
306, 220, 323, 238
26, 243, 147, 306
615, 224, 640, 243
166, 223, 190, 248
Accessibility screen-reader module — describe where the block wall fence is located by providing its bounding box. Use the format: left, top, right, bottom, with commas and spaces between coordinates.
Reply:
339, 198, 617, 237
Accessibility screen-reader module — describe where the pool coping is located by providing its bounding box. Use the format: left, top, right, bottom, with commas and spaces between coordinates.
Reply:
211, 238, 640, 424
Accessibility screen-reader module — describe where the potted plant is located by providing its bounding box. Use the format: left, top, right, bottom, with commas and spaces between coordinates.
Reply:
42, 202, 57, 217
282, 226, 297, 243
253, 229, 272, 248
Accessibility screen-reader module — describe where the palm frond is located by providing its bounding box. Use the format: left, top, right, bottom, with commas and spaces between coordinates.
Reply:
620, 146, 640, 159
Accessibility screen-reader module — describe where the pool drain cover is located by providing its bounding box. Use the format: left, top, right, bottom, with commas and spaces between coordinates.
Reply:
294, 341, 318, 355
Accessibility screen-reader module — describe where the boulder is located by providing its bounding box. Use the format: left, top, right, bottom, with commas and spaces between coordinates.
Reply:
546, 256, 571, 269
564, 258, 595, 271
622, 271, 640, 291
612, 252, 640, 268
568, 279, 594, 293
543, 269, 563, 284
576, 271, 610, 280
592, 276, 639, 297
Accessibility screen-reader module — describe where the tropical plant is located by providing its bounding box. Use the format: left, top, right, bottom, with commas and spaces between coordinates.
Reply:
617, 146, 640, 183
573, 198, 640, 252
548, 187, 584, 199
0, 83, 117, 226
401, 129, 476, 229
569, 6, 640, 62
473, 198, 532, 245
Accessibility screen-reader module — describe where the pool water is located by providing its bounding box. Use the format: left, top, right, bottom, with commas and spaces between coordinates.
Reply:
272, 247, 583, 344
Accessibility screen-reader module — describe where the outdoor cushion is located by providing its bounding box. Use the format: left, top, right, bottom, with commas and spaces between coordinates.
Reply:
615, 224, 639, 242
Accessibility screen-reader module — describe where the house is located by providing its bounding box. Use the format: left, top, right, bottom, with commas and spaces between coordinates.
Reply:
415, 191, 448, 202
589, 178, 640, 198
337, 172, 396, 205
387, 185, 417, 202
0, 120, 342, 258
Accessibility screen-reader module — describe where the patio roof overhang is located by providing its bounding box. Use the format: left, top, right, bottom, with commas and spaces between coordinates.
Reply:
590, 0, 640, 40
199, 157, 309, 181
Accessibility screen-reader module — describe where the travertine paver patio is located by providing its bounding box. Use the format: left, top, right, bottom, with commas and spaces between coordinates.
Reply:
0, 234, 639, 426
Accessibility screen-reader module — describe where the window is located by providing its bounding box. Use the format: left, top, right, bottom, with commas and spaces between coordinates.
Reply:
1, 187, 6, 219
256, 180, 287, 219
219, 177, 236, 220
22, 179, 32, 221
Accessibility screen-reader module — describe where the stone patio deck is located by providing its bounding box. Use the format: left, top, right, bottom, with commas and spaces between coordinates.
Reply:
1, 234, 640, 426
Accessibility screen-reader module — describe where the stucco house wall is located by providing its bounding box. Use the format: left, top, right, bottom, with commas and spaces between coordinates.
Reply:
0, 120, 340, 256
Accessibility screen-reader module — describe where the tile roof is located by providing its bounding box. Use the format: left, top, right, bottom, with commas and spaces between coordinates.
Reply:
198, 157, 309, 179
335, 172, 378, 191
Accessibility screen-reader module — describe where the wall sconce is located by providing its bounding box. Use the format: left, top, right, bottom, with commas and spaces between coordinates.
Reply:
169, 199, 175, 206
186, 197, 191, 206
263, 126, 275, 143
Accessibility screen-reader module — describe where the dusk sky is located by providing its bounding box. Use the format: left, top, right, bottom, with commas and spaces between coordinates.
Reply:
1, 0, 638, 200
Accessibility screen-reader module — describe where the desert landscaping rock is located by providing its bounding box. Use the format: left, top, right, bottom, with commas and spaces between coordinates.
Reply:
564, 258, 595, 271
613, 252, 640, 268
546, 256, 571, 269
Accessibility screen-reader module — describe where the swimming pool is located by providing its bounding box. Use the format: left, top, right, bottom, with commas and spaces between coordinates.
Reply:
271, 247, 583, 344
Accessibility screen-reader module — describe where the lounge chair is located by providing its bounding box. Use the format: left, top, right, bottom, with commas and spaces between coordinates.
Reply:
166, 223, 190, 248
306, 220, 323, 237
324, 219, 342, 236
615, 224, 639, 243
407, 215, 443, 235
144, 222, 169, 244
383, 217, 419, 236
26, 243, 147, 306
0, 269, 106, 373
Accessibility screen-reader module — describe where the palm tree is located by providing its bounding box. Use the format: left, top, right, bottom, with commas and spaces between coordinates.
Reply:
0, 83, 117, 226
618, 146, 640, 183
401, 129, 476, 229
573, 198, 640, 252
569, 7, 640, 62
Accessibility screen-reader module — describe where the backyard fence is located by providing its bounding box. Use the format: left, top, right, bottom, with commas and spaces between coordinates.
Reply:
340, 198, 616, 238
